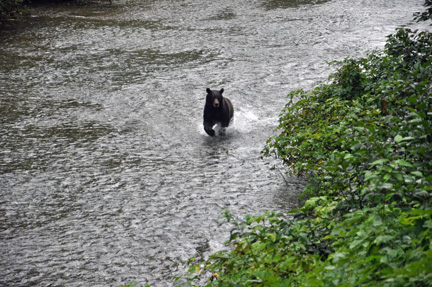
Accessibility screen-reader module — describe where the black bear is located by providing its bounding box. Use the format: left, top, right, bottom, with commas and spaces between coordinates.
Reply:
203, 88, 234, 136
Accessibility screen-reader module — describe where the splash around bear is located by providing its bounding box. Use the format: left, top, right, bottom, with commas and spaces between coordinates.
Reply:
203, 88, 234, 136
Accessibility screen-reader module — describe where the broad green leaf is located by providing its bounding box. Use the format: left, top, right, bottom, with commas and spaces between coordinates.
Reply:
394, 134, 403, 143
374, 235, 392, 244
393, 172, 403, 181
349, 239, 363, 249
424, 220, 432, 229
324, 265, 336, 270
394, 135, 414, 143
383, 173, 391, 181
396, 159, 413, 167
371, 158, 390, 166
411, 171, 423, 177
373, 215, 383, 227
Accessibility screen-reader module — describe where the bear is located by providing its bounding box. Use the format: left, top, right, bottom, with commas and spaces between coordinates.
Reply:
203, 88, 234, 136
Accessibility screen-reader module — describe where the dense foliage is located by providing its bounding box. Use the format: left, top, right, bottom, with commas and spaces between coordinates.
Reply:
0, 0, 26, 22
181, 27, 432, 287
0, 0, 111, 24
415, 0, 432, 24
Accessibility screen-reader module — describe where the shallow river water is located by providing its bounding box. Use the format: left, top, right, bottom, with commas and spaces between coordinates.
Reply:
0, 0, 427, 286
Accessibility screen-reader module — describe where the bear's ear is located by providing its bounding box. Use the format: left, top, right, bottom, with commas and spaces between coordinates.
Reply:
206, 88, 211, 94
220, 88, 224, 94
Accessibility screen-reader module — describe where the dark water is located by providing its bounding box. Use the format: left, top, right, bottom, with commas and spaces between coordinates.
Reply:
0, 0, 427, 286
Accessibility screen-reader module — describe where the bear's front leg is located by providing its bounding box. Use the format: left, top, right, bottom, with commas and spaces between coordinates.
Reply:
204, 122, 216, 136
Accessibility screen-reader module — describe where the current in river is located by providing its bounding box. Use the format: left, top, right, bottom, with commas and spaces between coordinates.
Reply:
0, 0, 427, 286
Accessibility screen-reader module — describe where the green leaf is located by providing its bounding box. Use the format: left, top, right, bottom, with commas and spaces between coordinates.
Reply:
371, 158, 390, 166
393, 172, 403, 181
324, 265, 336, 270
268, 233, 277, 242
349, 239, 363, 250
411, 171, 423, 177
382, 173, 391, 181
373, 215, 383, 227
424, 220, 432, 229
374, 235, 392, 244
396, 159, 413, 167
394, 135, 415, 143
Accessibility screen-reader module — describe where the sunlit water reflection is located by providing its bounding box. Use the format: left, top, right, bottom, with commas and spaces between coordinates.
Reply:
0, 0, 427, 286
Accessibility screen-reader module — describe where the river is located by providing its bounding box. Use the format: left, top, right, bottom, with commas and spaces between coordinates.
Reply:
0, 0, 426, 286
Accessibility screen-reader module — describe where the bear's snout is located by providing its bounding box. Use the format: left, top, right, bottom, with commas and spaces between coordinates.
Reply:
213, 98, 220, 108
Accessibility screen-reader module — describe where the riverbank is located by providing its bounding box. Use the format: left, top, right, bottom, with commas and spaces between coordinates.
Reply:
0, 0, 112, 25
0, 0, 26, 23
183, 7, 432, 287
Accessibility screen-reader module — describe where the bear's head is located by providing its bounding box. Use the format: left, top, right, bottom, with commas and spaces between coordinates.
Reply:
206, 88, 224, 108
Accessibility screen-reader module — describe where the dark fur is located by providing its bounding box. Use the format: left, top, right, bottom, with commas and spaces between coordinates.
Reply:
203, 88, 234, 136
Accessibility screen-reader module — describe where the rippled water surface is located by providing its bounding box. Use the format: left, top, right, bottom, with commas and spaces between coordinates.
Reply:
0, 0, 427, 286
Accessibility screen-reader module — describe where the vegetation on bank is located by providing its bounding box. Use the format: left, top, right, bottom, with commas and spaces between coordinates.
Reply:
181, 9, 432, 287
0, 0, 111, 24
0, 0, 26, 21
